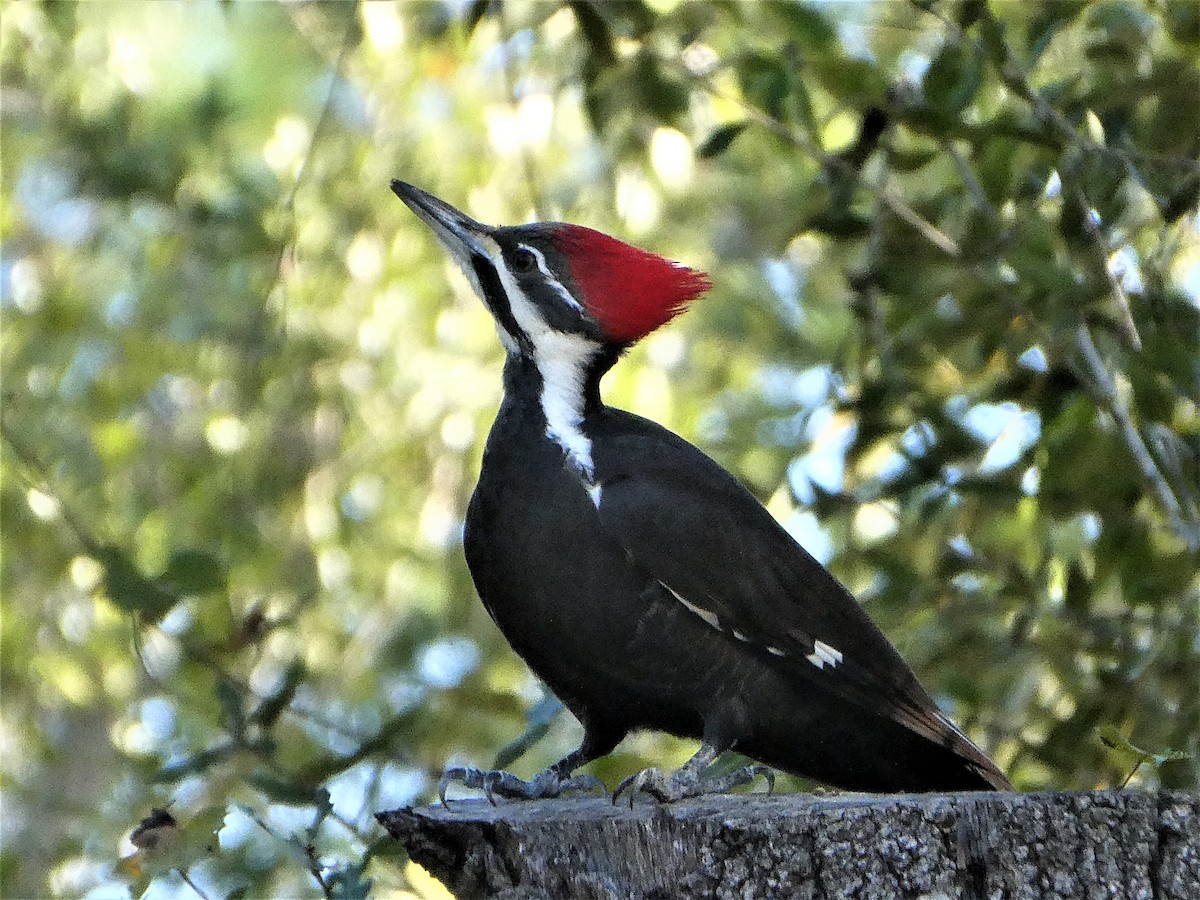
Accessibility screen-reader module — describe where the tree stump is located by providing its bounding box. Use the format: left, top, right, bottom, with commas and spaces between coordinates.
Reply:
377, 790, 1198, 899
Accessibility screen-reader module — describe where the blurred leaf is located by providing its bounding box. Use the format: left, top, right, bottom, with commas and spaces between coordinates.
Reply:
1041, 397, 1139, 509
736, 51, 790, 121
890, 147, 940, 172
97, 546, 178, 620
1085, 1, 1155, 56
632, 51, 690, 123
1139, 57, 1200, 159
923, 42, 983, 118
763, 3, 838, 53
161, 549, 227, 595
569, 0, 616, 68
697, 122, 748, 159
808, 52, 889, 107
957, 0, 985, 29
1115, 523, 1196, 607
1160, 171, 1200, 224
1028, 12, 1075, 65
1163, 1, 1200, 46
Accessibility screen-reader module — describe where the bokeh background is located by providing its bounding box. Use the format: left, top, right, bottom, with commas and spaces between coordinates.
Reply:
3, 1, 1198, 897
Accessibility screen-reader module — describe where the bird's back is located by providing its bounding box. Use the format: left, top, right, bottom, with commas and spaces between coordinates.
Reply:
587, 407, 1010, 791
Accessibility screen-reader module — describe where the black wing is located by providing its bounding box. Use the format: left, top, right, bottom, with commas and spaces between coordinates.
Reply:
590, 409, 1008, 785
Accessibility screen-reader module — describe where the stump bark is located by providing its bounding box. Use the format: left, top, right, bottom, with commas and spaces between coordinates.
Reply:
377, 790, 1198, 899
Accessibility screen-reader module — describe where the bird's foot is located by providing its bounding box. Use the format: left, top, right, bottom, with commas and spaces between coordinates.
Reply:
438, 766, 605, 807
611, 762, 775, 808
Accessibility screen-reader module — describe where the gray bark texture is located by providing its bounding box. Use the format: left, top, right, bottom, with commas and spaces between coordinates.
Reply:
377, 790, 1198, 900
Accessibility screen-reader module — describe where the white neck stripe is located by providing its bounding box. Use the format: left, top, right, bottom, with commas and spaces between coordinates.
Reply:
533, 331, 597, 480
486, 237, 599, 482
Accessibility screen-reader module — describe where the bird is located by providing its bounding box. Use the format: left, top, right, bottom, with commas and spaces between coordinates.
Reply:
391, 180, 1013, 803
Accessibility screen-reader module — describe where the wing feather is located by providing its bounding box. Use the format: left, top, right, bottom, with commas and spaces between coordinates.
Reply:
590, 410, 1007, 783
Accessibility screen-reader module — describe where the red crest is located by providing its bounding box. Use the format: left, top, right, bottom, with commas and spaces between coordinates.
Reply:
553, 225, 710, 344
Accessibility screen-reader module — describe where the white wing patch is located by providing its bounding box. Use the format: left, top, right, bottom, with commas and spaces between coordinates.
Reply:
665, 583, 840, 667
806, 639, 843, 670
664, 584, 722, 632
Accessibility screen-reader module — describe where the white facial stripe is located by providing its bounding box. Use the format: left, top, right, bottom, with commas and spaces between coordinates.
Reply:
488, 236, 598, 480
519, 243, 583, 312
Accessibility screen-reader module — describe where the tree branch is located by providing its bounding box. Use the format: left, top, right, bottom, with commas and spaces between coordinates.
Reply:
1073, 324, 1197, 549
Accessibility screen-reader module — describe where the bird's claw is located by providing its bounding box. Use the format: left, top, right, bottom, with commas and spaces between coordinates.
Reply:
612, 763, 776, 808
739, 764, 776, 796
438, 766, 606, 807
612, 767, 671, 807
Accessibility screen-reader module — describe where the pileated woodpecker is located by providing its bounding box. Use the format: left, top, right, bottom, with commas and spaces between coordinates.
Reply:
392, 180, 1012, 801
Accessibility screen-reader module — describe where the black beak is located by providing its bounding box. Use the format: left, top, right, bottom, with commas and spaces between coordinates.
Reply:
390, 180, 491, 260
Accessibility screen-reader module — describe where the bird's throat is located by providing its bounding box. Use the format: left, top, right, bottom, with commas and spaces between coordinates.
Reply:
503, 340, 603, 484
534, 332, 598, 481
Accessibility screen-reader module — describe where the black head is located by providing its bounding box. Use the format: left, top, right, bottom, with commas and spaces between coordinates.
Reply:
391, 180, 709, 354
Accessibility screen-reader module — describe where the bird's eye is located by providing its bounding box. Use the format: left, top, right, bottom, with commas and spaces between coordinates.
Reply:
512, 248, 537, 273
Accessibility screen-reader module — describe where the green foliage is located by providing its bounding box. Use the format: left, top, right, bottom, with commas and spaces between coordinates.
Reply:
3, 0, 1198, 897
